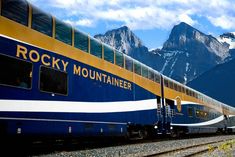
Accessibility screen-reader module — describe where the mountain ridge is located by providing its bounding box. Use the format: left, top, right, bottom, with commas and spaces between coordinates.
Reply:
94, 22, 231, 83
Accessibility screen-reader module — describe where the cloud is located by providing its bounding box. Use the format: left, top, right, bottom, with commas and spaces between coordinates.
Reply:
28, 0, 235, 31
64, 19, 94, 27
208, 16, 235, 30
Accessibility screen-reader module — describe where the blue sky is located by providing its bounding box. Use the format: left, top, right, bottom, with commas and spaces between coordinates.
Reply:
28, 0, 235, 49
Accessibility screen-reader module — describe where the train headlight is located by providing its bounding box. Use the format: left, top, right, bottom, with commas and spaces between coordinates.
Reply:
154, 125, 158, 129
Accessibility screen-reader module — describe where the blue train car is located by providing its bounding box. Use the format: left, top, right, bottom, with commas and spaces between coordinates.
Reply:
0, 0, 234, 139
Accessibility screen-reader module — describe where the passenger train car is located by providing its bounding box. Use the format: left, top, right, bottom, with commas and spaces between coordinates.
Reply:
0, 0, 235, 139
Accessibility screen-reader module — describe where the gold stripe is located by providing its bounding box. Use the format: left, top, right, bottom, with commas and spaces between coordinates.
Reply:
28, 4, 32, 28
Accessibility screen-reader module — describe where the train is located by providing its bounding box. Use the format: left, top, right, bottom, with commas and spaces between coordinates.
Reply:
0, 0, 235, 140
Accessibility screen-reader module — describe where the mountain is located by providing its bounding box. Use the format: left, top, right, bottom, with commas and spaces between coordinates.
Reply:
187, 58, 235, 106
94, 26, 148, 55
158, 22, 230, 83
94, 26, 159, 70
94, 22, 230, 83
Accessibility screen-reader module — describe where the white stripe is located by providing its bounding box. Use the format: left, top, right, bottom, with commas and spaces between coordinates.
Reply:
0, 117, 126, 125
171, 115, 224, 127
0, 99, 157, 113
181, 101, 199, 105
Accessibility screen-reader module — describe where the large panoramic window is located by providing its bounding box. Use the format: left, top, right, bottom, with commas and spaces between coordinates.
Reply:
154, 73, 160, 83
115, 51, 124, 67
148, 70, 154, 81
74, 30, 89, 53
0, 54, 32, 89
90, 38, 102, 58
164, 78, 169, 87
125, 56, 133, 72
134, 61, 141, 75
104, 45, 114, 63
141, 66, 148, 78
1, 0, 28, 26
32, 7, 52, 36
55, 20, 72, 45
40, 66, 68, 95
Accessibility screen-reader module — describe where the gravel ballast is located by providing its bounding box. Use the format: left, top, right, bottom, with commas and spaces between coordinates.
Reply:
35, 135, 235, 157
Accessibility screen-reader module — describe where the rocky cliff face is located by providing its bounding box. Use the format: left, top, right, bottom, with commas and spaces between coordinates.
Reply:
158, 22, 230, 82
94, 26, 157, 70
94, 26, 148, 55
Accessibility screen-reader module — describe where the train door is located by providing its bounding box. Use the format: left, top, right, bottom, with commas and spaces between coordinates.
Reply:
155, 96, 163, 133
160, 75, 175, 134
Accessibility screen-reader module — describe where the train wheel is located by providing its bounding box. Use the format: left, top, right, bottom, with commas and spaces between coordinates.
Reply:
170, 130, 179, 138
138, 129, 148, 139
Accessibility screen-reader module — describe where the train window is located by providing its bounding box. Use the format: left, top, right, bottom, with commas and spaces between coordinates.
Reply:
187, 89, 190, 96
154, 73, 160, 83
90, 38, 102, 58
169, 81, 173, 89
74, 30, 88, 53
1, 0, 28, 26
55, 20, 72, 45
196, 110, 200, 117
173, 83, 177, 91
148, 70, 154, 81
178, 85, 182, 92
141, 66, 148, 78
182, 87, 185, 93
134, 61, 141, 75
188, 107, 193, 117
164, 79, 169, 87
115, 51, 124, 67
104, 45, 114, 63
125, 56, 133, 72
0, 54, 32, 89
32, 7, 52, 37
39, 66, 68, 95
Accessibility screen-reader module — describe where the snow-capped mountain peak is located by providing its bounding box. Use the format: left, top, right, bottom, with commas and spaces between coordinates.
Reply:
217, 32, 235, 49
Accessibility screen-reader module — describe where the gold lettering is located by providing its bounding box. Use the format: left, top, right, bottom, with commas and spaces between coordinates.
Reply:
16, 45, 27, 59
106, 76, 111, 84
114, 78, 119, 87
124, 81, 128, 89
52, 57, 60, 70
73, 64, 81, 75
128, 83, 132, 90
73, 65, 132, 91
41, 54, 51, 66
61, 60, 69, 72
89, 70, 95, 79
119, 80, 123, 88
102, 74, 107, 83
82, 68, 88, 78
29, 50, 40, 62
96, 72, 102, 82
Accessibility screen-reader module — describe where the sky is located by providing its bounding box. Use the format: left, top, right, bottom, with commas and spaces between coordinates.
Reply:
28, 0, 235, 50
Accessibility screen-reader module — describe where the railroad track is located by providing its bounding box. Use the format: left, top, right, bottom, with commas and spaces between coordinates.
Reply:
3, 135, 234, 157
146, 138, 234, 157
